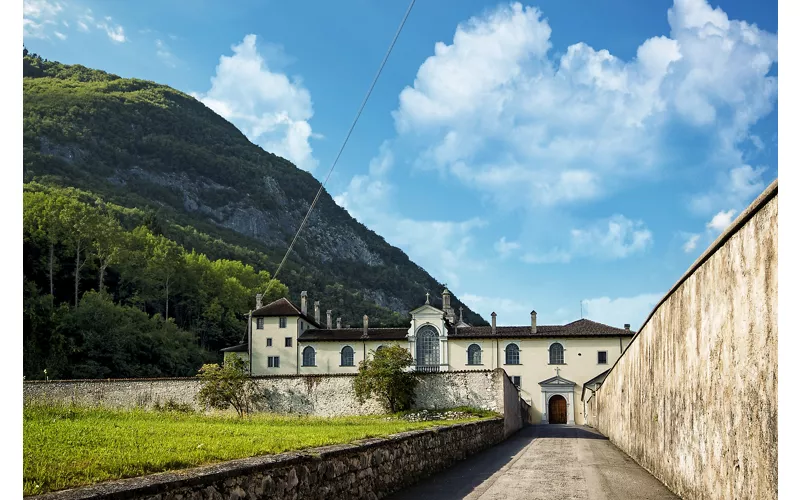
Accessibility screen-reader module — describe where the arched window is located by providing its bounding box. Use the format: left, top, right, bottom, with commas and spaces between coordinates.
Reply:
375, 345, 385, 353
505, 343, 520, 365
549, 343, 564, 365
467, 344, 482, 365
415, 325, 440, 370
302, 346, 316, 366
341, 346, 354, 366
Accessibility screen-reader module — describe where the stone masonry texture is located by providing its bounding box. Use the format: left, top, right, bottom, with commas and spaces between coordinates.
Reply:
23, 370, 505, 417
32, 418, 506, 500
593, 181, 778, 500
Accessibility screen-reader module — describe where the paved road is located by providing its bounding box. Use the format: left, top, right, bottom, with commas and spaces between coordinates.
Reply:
386, 425, 679, 500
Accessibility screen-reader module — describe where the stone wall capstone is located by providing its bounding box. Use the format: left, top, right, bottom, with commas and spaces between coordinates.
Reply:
32, 418, 505, 500
592, 180, 778, 500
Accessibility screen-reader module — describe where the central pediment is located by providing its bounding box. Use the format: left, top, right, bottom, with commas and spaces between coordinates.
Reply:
539, 375, 576, 387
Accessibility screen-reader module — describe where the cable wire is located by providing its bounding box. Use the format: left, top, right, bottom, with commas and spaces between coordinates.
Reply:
262, 0, 417, 297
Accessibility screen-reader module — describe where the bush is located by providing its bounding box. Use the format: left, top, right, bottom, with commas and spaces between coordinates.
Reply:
353, 345, 417, 413
195, 356, 261, 417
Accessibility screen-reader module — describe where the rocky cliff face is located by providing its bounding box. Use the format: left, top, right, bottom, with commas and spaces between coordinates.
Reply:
23, 53, 487, 325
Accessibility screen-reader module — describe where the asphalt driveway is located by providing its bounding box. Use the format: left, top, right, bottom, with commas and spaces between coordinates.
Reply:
385, 425, 679, 500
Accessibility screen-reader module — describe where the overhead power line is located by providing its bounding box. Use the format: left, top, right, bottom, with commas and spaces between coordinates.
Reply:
262, 0, 417, 297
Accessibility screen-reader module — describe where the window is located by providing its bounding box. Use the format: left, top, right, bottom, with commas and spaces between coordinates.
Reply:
415, 326, 440, 367
598, 351, 608, 364
285, 337, 292, 347
511, 376, 521, 387
302, 346, 316, 366
266, 338, 272, 347
467, 344, 482, 365
256, 317, 264, 330
279, 317, 287, 328
549, 343, 565, 365
505, 343, 520, 365
375, 345, 385, 352
341, 346, 354, 366
267, 356, 280, 368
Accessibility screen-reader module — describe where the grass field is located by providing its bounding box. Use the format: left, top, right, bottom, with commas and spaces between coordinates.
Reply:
23, 405, 493, 495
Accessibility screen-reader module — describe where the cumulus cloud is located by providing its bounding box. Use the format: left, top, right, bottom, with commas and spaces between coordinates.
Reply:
682, 233, 701, 253
192, 35, 318, 172
706, 209, 736, 232
522, 215, 652, 263
334, 143, 485, 288
582, 293, 663, 331
382, 0, 775, 214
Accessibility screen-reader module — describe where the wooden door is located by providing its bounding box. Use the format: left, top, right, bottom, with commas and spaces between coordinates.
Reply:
549, 395, 567, 424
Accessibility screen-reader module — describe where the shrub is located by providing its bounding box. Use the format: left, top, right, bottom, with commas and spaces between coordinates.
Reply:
353, 345, 417, 413
195, 356, 260, 417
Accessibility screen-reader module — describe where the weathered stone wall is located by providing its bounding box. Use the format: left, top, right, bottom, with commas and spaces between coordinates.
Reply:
23, 370, 505, 418
594, 181, 778, 500
496, 370, 524, 437
34, 418, 505, 500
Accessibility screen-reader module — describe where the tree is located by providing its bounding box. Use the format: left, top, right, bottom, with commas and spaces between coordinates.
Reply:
91, 214, 124, 293
353, 345, 417, 413
195, 356, 261, 417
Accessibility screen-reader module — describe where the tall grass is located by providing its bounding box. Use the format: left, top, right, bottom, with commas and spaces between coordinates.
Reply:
23, 404, 491, 495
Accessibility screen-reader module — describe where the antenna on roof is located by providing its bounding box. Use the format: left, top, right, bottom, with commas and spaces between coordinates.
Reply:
580, 300, 583, 319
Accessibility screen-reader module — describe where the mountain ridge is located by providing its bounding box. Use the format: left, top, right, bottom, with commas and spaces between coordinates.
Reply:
22, 50, 488, 328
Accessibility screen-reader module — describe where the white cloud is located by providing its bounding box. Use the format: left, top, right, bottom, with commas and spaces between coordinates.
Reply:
192, 35, 318, 172
706, 209, 736, 232
334, 145, 486, 288
690, 164, 767, 215
53, 30, 66, 40
155, 39, 178, 68
494, 237, 521, 258
23, 0, 63, 38
381, 0, 776, 214
582, 293, 663, 331
97, 18, 126, 43
522, 214, 652, 263
682, 233, 701, 253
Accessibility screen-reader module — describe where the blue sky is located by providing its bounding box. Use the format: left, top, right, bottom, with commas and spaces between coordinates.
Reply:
23, 0, 778, 329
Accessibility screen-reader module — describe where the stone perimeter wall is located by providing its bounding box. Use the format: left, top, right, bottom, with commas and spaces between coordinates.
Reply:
24, 369, 511, 418
34, 418, 505, 500
593, 181, 778, 500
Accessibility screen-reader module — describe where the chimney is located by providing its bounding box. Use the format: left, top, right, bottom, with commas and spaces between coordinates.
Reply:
314, 301, 320, 324
255, 293, 263, 309
624, 323, 631, 331
531, 310, 537, 334
491, 312, 497, 335
300, 291, 308, 315
327, 310, 333, 329
336, 317, 342, 329
363, 315, 369, 337
459, 306, 464, 323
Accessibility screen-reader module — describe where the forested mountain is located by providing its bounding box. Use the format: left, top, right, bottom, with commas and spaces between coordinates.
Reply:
23, 51, 487, 378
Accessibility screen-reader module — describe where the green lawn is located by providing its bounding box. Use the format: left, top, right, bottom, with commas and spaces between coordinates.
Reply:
24, 405, 491, 495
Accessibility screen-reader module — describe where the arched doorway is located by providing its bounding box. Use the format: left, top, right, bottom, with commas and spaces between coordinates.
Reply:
548, 395, 567, 424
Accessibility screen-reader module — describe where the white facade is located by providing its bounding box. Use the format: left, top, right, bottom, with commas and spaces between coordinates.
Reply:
225, 291, 634, 425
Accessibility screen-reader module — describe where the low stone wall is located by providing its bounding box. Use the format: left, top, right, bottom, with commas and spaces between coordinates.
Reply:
34, 418, 505, 500
594, 181, 778, 500
24, 370, 507, 418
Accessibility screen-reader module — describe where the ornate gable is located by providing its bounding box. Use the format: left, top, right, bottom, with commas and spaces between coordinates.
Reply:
539, 375, 577, 387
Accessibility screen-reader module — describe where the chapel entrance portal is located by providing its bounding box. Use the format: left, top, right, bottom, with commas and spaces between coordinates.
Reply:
548, 395, 567, 424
